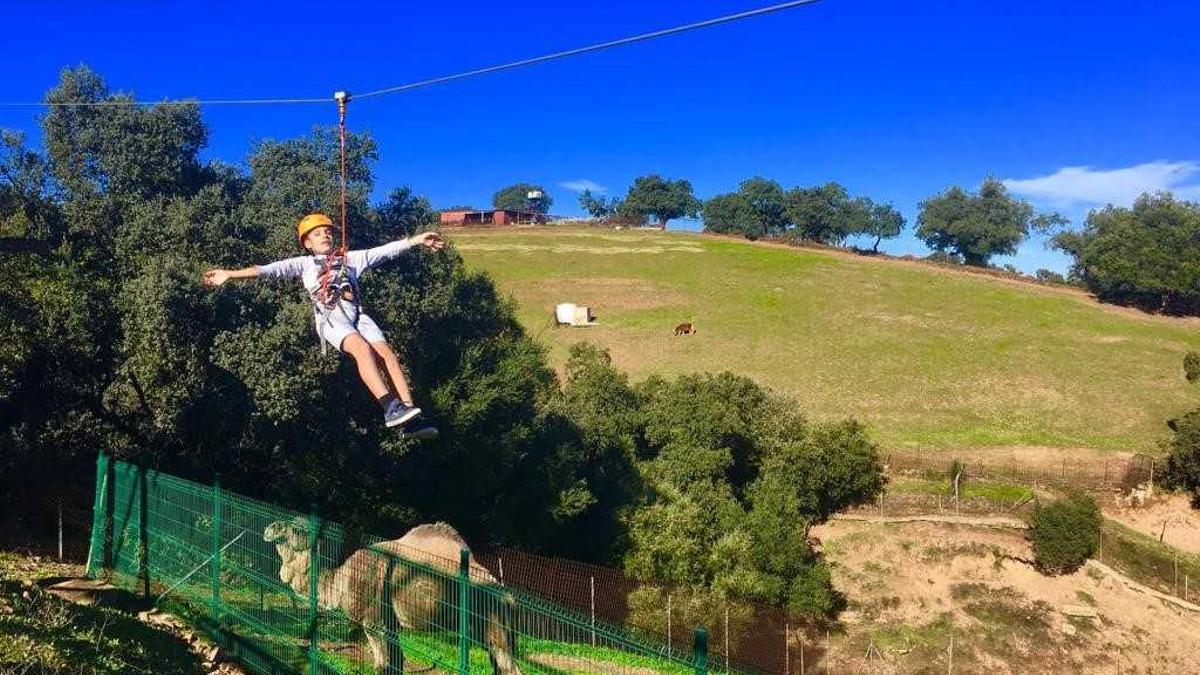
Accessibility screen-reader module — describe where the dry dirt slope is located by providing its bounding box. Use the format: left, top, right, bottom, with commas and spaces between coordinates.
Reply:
812, 519, 1200, 674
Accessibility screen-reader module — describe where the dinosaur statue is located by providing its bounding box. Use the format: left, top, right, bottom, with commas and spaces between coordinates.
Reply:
263, 519, 521, 674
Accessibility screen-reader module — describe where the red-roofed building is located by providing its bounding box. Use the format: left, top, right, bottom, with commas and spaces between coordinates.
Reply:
439, 209, 548, 226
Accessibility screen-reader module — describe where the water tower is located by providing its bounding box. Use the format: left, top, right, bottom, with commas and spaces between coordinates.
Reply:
526, 190, 546, 221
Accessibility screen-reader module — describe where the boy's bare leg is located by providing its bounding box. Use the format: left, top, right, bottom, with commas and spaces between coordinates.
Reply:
342, 334, 390, 399
369, 341, 415, 406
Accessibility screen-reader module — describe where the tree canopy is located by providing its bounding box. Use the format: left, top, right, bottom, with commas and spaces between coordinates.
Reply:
491, 183, 552, 214
1053, 192, 1200, 314
702, 178, 906, 249
861, 201, 906, 252
784, 182, 863, 245
619, 175, 700, 229
702, 177, 787, 240
578, 189, 620, 219
0, 67, 602, 552
917, 178, 1064, 267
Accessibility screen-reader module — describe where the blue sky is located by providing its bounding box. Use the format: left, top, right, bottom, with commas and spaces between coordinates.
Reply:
4, 1, 1199, 272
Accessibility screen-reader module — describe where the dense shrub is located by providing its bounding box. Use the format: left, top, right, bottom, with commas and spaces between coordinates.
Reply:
1163, 351, 1200, 506
925, 251, 962, 265
1185, 351, 1200, 384
1027, 492, 1101, 574
1164, 411, 1200, 507
1034, 268, 1067, 285
625, 369, 884, 621
946, 458, 966, 496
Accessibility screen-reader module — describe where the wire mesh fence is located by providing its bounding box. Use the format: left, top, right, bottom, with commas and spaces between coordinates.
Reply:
1095, 518, 1200, 607
87, 453, 716, 674
882, 452, 1152, 494
476, 547, 807, 674
840, 492, 1035, 519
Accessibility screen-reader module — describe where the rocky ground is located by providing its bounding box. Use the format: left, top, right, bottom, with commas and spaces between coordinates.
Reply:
812, 518, 1200, 674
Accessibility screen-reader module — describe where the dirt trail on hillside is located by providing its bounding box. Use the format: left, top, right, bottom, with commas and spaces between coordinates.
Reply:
833, 513, 1028, 529
1105, 493, 1200, 556
813, 519, 1200, 674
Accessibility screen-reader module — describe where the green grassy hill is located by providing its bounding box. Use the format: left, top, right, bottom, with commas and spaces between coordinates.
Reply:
453, 227, 1200, 457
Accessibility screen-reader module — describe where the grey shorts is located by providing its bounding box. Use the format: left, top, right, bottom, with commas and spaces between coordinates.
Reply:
316, 306, 386, 351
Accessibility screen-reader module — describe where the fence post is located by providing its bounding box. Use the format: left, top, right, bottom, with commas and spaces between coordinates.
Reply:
104, 454, 116, 570
590, 575, 596, 647
308, 508, 321, 675
138, 458, 150, 599
667, 594, 673, 655
692, 627, 708, 675
785, 622, 790, 675
458, 548, 471, 674
57, 499, 64, 562
799, 632, 805, 675
724, 606, 730, 673
86, 451, 109, 577
210, 474, 222, 625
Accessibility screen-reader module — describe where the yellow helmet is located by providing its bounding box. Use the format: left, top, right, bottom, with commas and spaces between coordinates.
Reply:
296, 213, 333, 246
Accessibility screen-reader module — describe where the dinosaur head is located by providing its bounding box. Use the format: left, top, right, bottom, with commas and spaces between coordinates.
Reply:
263, 517, 309, 552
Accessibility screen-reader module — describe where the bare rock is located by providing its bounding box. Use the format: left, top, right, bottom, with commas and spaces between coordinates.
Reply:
1061, 622, 1078, 636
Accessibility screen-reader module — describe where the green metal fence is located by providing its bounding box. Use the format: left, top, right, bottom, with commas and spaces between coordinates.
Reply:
86, 453, 713, 674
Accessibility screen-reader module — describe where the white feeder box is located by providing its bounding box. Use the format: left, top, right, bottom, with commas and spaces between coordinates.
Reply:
555, 303, 597, 327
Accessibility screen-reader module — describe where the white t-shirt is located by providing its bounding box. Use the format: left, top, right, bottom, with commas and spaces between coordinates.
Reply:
255, 239, 416, 321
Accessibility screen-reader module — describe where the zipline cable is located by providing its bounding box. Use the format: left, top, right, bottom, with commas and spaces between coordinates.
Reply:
0, 95, 328, 108
353, 0, 822, 100
0, 0, 822, 108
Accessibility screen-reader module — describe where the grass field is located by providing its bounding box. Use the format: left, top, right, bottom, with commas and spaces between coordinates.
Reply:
453, 227, 1200, 455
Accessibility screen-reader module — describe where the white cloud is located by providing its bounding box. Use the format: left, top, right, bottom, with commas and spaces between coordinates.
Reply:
1003, 160, 1200, 207
559, 179, 606, 194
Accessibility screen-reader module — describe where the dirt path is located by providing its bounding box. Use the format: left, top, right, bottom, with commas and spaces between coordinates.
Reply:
1104, 493, 1200, 555
833, 513, 1028, 529
1087, 559, 1200, 614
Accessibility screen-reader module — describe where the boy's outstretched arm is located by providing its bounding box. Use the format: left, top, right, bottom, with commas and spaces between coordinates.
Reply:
202, 266, 260, 286
352, 232, 446, 271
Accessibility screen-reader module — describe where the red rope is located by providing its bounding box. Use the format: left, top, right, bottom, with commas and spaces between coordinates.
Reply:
315, 91, 351, 308
337, 94, 349, 257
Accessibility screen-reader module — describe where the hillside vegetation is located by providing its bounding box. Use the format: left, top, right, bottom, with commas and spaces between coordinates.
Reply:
455, 227, 1200, 454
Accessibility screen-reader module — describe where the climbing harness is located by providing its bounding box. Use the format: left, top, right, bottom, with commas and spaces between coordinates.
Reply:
314, 91, 362, 354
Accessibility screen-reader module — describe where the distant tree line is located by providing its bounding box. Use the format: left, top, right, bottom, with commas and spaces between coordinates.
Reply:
570, 171, 1199, 316
704, 177, 904, 251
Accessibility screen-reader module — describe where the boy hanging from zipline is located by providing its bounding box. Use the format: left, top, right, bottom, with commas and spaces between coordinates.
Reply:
202, 213, 444, 428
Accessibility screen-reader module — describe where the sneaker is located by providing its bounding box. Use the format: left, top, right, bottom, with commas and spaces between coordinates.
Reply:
384, 399, 422, 428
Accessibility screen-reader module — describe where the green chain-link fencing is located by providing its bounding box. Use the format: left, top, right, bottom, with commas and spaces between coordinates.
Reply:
87, 453, 716, 674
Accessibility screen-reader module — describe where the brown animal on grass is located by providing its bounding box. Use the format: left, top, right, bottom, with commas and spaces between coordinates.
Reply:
673, 322, 695, 336
264, 519, 521, 674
